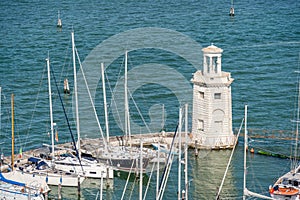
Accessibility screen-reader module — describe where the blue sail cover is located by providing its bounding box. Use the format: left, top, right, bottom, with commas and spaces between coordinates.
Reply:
0, 172, 25, 186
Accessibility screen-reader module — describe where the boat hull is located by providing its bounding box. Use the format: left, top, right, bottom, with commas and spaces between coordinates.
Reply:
0, 171, 46, 200
53, 156, 114, 179
16, 168, 84, 187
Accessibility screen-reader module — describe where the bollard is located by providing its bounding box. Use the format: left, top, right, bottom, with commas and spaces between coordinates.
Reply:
106, 166, 109, 188
77, 175, 81, 197
194, 140, 198, 157
58, 184, 62, 200
44, 192, 48, 200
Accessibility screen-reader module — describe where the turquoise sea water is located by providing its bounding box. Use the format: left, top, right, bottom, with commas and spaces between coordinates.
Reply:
0, 0, 300, 199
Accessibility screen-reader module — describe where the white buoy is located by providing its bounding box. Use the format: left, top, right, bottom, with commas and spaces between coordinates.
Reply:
229, 7, 235, 16
64, 78, 70, 94
57, 11, 62, 28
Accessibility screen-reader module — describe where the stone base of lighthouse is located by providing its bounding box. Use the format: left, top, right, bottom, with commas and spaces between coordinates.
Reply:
190, 134, 237, 149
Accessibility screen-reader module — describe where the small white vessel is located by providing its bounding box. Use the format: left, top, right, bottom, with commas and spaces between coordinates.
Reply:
57, 11, 62, 28
0, 171, 49, 200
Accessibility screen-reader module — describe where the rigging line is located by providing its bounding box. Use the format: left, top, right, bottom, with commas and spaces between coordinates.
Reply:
105, 67, 124, 132
120, 160, 135, 200
75, 48, 108, 150
50, 60, 84, 172
158, 124, 178, 199
158, 151, 175, 200
104, 53, 127, 135
127, 54, 152, 122
290, 55, 300, 170
0, 95, 11, 141
216, 117, 244, 199
143, 161, 156, 200
129, 176, 137, 200
291, 54, 300, 170
127, 88, 151, 134
58, 38, 72, 86
24, 61, 48, 151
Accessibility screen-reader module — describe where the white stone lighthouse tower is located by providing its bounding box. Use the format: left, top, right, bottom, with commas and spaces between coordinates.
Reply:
191, 44, 235, 149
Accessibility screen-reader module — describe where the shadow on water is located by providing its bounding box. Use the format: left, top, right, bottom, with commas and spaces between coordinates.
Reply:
190, 149, 238, 199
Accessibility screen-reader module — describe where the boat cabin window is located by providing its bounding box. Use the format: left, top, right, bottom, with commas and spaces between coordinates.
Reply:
282, 178, 288, 185
292, 180, 299, 187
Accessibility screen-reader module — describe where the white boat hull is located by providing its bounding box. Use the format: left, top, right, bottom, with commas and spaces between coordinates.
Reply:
16, 168, 84, 187
0, 171, 46, 200
0, 185, 44, 200
52, 156, 114, 179
2, 170, 50, 193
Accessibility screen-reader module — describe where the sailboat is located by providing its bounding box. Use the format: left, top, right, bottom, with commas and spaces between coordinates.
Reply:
269, 76, 300, 199
0, 94, 50, 198
80, 51, 156, 173
14, 57, 85, 187
45, 31, 114, 180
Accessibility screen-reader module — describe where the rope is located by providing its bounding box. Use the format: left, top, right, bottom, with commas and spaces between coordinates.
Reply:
157, 123, 178, 200
143, 161, 156, 200
127, 88, 151, 133
121, 160, 135, 200
50, 62, 84, 173
216, 118, 244, 199
24, 62, 48, 152
105, 69, 123, 134
75, 48, 108, 150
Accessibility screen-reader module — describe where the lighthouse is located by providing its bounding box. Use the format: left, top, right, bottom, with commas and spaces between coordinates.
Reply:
191, 44, 235, 149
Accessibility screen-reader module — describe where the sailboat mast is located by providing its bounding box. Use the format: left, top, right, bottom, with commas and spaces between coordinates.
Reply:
101, 63, 109, 143
0, 87, 1, 137
139, 139, 143, 200
178, 107, 182, 200
46, 57, 55, 159
243, 105, 274, 200
243, 104, 248, 200
72, 31, 81, 159
11, 94, 14, 171
124, 51, 131, 146
184, 104, 188, 200
124, 51, 128, 143
156, 142, 160, 199
294, 81, 300, 169
162, 104, 165, 131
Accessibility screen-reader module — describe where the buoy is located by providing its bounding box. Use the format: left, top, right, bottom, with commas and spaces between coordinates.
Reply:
57, 11, 62, 28
229, 7, 235, 16
64, 78, 70, 94
194, 140, 199, 157
250, 148, 254, 153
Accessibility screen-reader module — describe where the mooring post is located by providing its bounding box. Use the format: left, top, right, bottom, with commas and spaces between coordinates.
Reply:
100, 171, 103, 200
58, 184, 62, 200
195, 140, 198, 157
77, 175, 81, 197
106, 165, 110, 188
